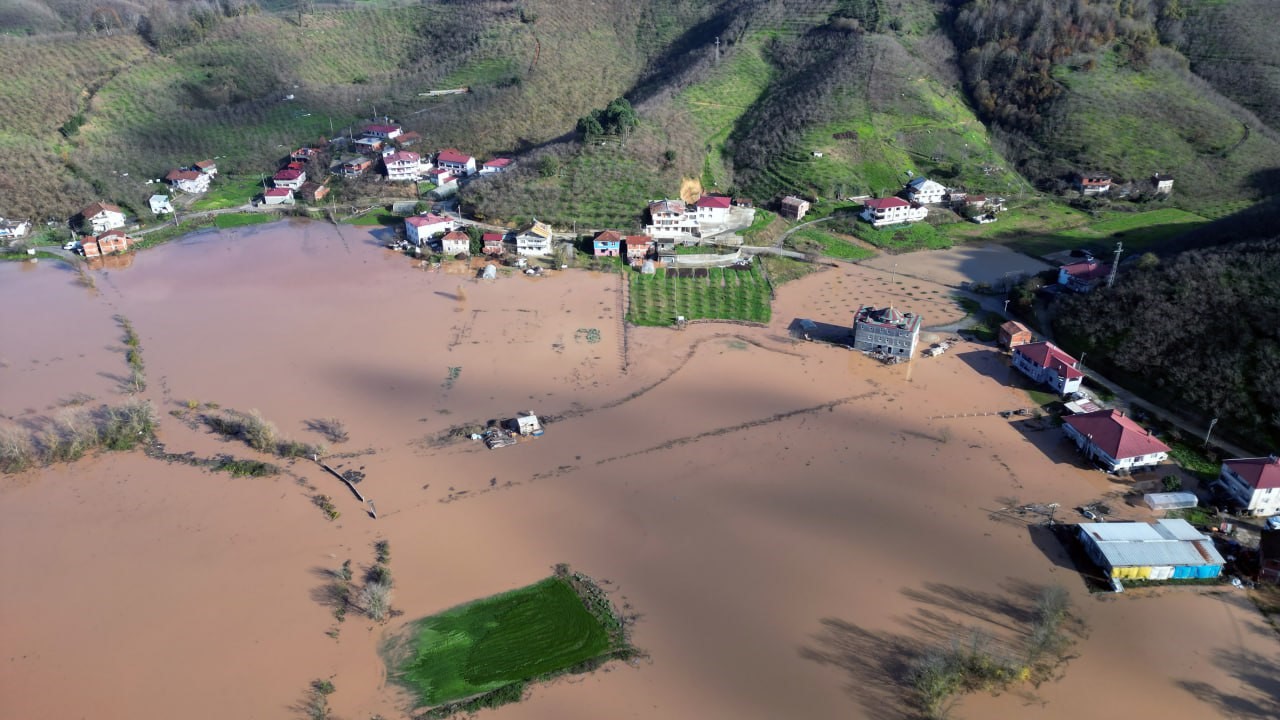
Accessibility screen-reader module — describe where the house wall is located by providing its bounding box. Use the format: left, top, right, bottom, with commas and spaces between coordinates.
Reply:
1062, 424, 1166, 471
852, 322, 919, 356
1219, 467, 1280, 516
1011, 350, 1082, 395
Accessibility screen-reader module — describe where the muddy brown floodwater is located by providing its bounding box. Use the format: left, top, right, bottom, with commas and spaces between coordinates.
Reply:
1, 220, 1276, 720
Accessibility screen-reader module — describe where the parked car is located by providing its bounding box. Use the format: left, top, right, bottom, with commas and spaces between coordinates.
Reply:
1267, 516, 1280, 530
62, 240, 78, 250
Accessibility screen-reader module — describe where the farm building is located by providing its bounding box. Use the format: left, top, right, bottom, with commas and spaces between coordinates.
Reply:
998, 320, 1032, 349
1215, 455, 1280, 517
1062, 409, 1170, 472
852, 306, 921, 357
1077, 519, 1224, 581
779, 195, 810, 220
1011, 341, 1083, 395
1144, 492, 1199, 512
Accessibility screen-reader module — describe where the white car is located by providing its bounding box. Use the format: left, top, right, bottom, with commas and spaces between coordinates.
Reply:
1266, 516, 1280, 530
63, 241, 78, 251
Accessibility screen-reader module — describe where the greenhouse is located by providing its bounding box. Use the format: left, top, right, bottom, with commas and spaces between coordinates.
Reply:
1144, 492, 1199, 511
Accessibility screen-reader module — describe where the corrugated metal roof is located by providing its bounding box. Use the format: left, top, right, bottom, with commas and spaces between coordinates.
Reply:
1080, 520, 1224, 568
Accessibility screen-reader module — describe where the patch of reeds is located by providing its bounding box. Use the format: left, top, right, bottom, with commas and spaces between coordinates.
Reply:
306, 417, 349, 444
114, 314, 146, 392
0, 399, 157, 473
202, 408, 325, 459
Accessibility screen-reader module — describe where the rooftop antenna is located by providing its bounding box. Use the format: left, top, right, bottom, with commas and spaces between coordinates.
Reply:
1108, 241, 1123, 288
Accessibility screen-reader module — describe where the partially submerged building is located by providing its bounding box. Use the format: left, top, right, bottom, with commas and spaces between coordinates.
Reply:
852, 306, 921, 357
1077, 519, 1224, 581
998, 320, 1032, 349
1215, 455, 1280, 517
1011, 341, 1083, 396
1062, 409, 1170, 473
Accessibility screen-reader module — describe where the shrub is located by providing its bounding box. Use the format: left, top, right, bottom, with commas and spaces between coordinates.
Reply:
359, 581, 392, 622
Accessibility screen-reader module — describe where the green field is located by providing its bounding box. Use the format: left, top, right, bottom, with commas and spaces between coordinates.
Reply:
343, 209, 401, 226
848, 220, 953, 253
785, 227, 875, 261
388, 576, 617, 710
761, 255, 822, 285
214, 212, 274, 229
628, 264, 772, 326
191, 176, 268, 211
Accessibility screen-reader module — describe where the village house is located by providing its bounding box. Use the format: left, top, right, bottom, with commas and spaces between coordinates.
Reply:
396, 131, 422, 147
272, 168, 306, 190
1215, 455, 1280, 518
905, 177, 947, 204
0, 217, 31, 241
194, 159, 217, 176
290, 148, 317, 162
425, 168, 457, 188
404, 213, 454, 247
285, 160, 308, 173
1011, 341, 1084, 395
383, 150, 425, 182
80, 202, 126, 233
148, 195, 174, 215
516, 219, 554, 256
95, 229, 132, 254
480, 158, 513, 175
164, 168, 211, 194
362, 123, 403, 141
860, 197, 927, 228
353, 136, 384, 155
441, 230, 470, 256
1075, 173, 1112, 195
263, 187, 294, 205
1152, 173, 1174, 195
339, 157, 374, 178
779, 195, 810, 220
852, 306, 921, 357
998, 320, 1032, 349
1062, 409, 1171, 473
1078, 519, 1224, 582
1058, 259, 1110, 293
645, 199, 700, 241
593, 230, 623, 257
436, 149, 476, 176
482, 232, 505, 256
297, 182, 329, 203
81, 238, 101, 257
625, 235, 654, 262
693, 194, 732, 225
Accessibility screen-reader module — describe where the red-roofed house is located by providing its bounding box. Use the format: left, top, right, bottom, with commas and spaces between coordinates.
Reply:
1075, 173, 1112, 195
1063, 409, 1170, 472
693, 194, 732, 224
383, 150, 424, 182
482, 233, 505, 256
263, 187, 294, 205
1058, 260, 1111, 293
860, 197, 927, 228
1217, 455, 1280, 517
1011, 341, 1084, 395
272, 168, 306, 190
441, 230, 471, 256
436, 149, 476, 176
404, 213, 454, 247
95, 229, 132, 254
998, 320, 1032, 349
164, 168, 210, 194
362, 124, 403, 140
290, 148, 317, 162
80, 202, 126, 233
480, 158, 513, 175
625, 235, 654, 261
593, 230, 623, 257
194, 159, 217, 176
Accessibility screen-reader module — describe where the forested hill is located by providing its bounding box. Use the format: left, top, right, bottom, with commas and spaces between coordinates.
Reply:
1055, 237, 1280, 451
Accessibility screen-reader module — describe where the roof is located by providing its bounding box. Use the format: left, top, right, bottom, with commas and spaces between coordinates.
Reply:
81, 202, 123, 217
694, 194, 732, 209
1079, 519, 1224, 568
483, 158, 512, 168
1064, 409, 1171, 460
149, 194, 171, 203
482, 233, 504, 243
194, 159, 216, 169
363, 124, 401, 134
594, 230, 624, 242
780, 195, 808, 207
96, 229, 127, 240
1153, 173, 1174, 181
405, 213, 451, 227
1078, 173, 1112, 184
1060, 260, 1110, 281
1000, 320, 1030, 336
864, 197, 910, 210
855, 305, 921, 332
625, 234, 653, 244
343, 157, 372, 167
648, 199, 686, 214
906, 177, 945, 192
384, 150, 420, 164
264, 188, 292, 197
437, 148, 473, 164
1222, 456, 1280, 491
273, 168, 304, 181
165, 169, 201, 181
1015, 341, 1083, 379
522, 219, 553, 239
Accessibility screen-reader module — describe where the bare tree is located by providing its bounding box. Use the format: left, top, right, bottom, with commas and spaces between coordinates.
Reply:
359, 581, 392, 622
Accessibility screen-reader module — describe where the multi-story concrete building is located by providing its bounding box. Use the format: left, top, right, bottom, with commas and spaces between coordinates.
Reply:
1216, 455, 1280, 517
852, 306, 921, 357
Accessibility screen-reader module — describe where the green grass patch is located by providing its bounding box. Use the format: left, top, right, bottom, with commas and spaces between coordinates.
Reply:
1168, 505, 1217, 528
786, 227, 875, 261
761, 255, 821, 285
214, 212, 274, 229
386, 574, 626, 713
1167, 440, 1219, 478
1025, 388, 1062, 407
343, 209, 401, 226
849, 221, 952, 253
191, 176, 267, 211
627, 263, 772, 326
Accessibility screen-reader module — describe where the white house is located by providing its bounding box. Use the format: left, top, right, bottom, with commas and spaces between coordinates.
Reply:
1217, 455, 1280, 517
263, 187, 294, 205
1153, 173, 1174, 195
383, 150, 425, 182
194, 159, 218, 176
164, 168, 211, 194
693, 194, 732, 225
362, 123, 403, 141
273, 168, 306, 190
404, 213, 454, 247
480, 158, 513, 175
149, 195, 174, 215
81, 202, 126, 233
905, 177, 947, 204
0, 216, 31, 241
425, 168, 457, 187
1062, 409, 1171, 473
1011, 341, 1084, 396
1058, 260, 1111, 293
645, 199, 700, 241
440, 230, 470, 256
860, 197, 927, 228
436, 148, 476, 176
516, 219, 554, 256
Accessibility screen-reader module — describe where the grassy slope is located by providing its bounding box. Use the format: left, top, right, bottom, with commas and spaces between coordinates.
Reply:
1179, 0, 1280, 134
393, 577, 612, 707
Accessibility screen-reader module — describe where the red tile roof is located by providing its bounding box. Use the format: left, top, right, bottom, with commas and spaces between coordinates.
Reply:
405, 213, 450, 227
1016, 341, 1083, 379
483, 158, 512, 168
273, 168, 304, 181
1060, 261, 1110, 281
194, 159, 216, 169
437, 148, 472, 164
81, 202, 123, 218
264, 188, 292, 197
649, 199, 686, 214
594, 230, 624, 242
482, 233, 504, 243
384, 150, 420, 164
1064, 409, 1171, 460
1000, 320, 1030, 335
1224, 456, 1280, 490
695, 194, 732, 209
165, 169, 201, 181
864, 197, 909, 210
442, 230, 469, 240
363, 124, 401, 134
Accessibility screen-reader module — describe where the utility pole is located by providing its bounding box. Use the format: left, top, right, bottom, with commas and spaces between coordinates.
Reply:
1203, 417, 1219, 449
1108, 240, 1123, 288
714, 36, 721, 64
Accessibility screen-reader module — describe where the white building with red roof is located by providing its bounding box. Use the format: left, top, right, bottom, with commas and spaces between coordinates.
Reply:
441, 230, 471, 256
480, 158, 513, 175
1011, 341, 1084, 395
80, 202, 126, 233
404, 213, 454, 247
693, 194, 732, 225
436, 149, 476, 176
362, 123, 403, 140
1062, 409, 1171, 472
272, 168, 306, 190
1217, 455, 1280, 517
1058, 260, 1111, 293
263, 187, 294, 205
164, 168, 211, 194
860, 197, 927, 227
383, 150, 425, 182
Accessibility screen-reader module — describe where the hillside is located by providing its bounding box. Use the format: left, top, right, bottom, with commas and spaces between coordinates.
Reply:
1054, 237, 1280, 451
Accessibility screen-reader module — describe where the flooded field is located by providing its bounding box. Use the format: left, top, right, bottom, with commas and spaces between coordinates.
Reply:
1, 220, 1276, 719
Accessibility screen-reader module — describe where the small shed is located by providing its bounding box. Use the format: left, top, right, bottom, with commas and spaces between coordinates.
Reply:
1144, 492, 1199, 512
514, 412, 543, 436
